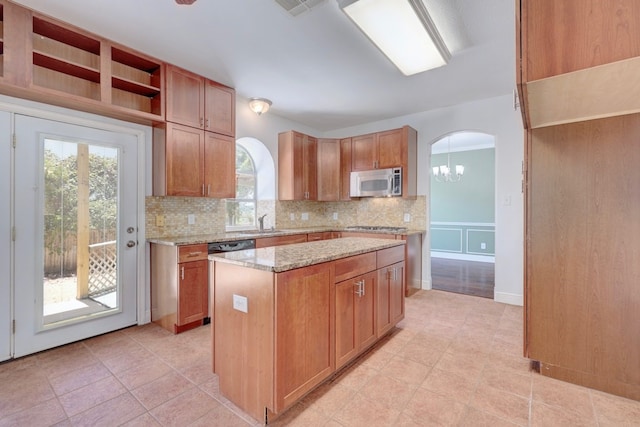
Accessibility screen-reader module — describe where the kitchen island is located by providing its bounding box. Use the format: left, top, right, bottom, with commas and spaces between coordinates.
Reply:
209, 237, 406, 423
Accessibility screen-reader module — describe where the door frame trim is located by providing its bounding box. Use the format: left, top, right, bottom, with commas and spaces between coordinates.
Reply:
0, 94, 150, 353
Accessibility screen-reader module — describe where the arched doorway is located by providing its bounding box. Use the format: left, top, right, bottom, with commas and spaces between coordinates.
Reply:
429, 131, 495, 298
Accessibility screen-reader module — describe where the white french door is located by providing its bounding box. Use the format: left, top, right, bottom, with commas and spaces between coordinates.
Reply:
13, 115, 139, 357
0, 111, 11, 362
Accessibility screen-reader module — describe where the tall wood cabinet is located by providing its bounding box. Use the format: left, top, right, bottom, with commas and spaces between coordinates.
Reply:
278, 131, 317, 200
154, 65, 236, 198
166, 65, 235, 137
518, 0, 640, 401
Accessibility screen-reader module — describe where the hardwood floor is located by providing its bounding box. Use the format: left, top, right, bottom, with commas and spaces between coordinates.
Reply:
431, 257, 495, 299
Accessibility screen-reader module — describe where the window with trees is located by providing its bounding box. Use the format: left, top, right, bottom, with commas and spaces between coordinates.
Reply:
226, 144, 256, 228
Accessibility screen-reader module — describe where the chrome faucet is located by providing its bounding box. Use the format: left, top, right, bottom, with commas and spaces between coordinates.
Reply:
258, 214, 267, 231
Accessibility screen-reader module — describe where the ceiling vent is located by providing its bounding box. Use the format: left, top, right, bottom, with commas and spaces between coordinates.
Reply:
275, 0, 325, 16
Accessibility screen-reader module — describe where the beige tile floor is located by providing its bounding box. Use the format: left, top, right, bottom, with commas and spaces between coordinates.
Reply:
1, 290, 639, 426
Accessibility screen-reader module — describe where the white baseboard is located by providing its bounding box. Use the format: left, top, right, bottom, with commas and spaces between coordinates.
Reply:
431, 251, 495, 263
421, 278, 432, 290
494, 292, 523, 306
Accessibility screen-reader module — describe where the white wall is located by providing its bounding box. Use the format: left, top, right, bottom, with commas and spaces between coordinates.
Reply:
236, 97, 321, 194
320, 94, 525, 305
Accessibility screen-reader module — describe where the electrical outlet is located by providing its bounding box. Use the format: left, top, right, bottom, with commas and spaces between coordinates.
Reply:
481, 242, 486, 250
290, 213, 295, 221
403, 213, 411, 222
233, 294, 248, 313
301, 212, 309, 221
155, 215, 165, 227
187, 214, 195, 225
333, 212, 338, 220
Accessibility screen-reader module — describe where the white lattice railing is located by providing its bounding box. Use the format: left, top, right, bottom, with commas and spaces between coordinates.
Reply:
88, 240, 117, 297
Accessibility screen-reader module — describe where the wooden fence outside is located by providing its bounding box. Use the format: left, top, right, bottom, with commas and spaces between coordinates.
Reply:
44, 230, 116, 277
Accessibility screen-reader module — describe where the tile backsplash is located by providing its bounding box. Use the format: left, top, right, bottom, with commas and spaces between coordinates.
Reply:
146, 196, 426, 239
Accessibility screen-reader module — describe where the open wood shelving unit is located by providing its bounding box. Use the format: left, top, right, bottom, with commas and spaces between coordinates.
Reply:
0, 0, 166, 124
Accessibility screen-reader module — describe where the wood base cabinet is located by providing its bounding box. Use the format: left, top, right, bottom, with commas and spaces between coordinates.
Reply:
525, 116, 640, 401
151, 243, 208, 334
335, 270, 376, 369
377, 261, 404, 337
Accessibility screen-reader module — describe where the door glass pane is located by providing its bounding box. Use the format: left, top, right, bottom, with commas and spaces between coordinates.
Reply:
43, 138, 120, 325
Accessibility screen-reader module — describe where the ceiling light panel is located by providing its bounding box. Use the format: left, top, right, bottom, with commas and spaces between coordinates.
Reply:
340, 0, 450, 76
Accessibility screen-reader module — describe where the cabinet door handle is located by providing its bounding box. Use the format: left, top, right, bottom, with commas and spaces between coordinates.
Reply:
202, 184, 205, 196
200, 117, 204, 127
206, 118, 210, 129
181, 266, 184, 280
361, 280, 365, 297
207, 184, 211, 196
354, 280, 364, 297
187, 252, 202, 257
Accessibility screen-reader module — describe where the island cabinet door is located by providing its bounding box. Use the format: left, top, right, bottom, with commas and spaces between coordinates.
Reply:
377, 261, 405, 336
274, 262, 335, 413
336, 271, 377, 369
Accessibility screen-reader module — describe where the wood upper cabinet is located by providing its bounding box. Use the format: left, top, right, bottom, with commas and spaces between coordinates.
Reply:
153, 122, 235, 197
351, 133, 377, 171
351, 128, 402, 171
166, 64, 235, 137
350, 126, 417, 197
518, 0, 640, 129
204, 132, 235, 198
204, 80, 235, 136
521, 0, 640, 81
162, 123, 204, 197
317, 138, 340, 201
278, 131, 317, 200
335, 270, 377, 369
340, 137, 352, 200
166, 65, 205, 129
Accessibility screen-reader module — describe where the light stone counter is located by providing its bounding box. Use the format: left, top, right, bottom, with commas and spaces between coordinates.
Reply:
208, 237, 404, 272
148, 227, 424, 246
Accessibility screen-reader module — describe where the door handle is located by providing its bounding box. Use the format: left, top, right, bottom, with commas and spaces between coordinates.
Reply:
126, 240, 136, 248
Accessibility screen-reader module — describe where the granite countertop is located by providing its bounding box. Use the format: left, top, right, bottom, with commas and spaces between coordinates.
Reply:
208, 237, 405, 272
148, 227, 425, 246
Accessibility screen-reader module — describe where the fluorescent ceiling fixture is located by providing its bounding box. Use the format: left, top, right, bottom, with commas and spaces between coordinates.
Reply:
340, 0, 450, 76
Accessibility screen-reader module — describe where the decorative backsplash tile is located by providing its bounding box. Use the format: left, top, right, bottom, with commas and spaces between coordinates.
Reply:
146, 196, 427, 238
145, 196, 226, 238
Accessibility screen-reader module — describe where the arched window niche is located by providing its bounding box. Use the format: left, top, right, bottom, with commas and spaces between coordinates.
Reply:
225, 137, 275, 230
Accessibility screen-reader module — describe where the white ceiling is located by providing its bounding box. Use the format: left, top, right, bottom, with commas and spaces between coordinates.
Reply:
13, 0, 516, 132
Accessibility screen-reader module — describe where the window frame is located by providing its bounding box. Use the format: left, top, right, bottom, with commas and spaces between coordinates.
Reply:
225, 144, 257, 230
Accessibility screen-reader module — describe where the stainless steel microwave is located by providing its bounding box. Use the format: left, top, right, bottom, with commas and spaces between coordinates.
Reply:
350, 167, 402, 197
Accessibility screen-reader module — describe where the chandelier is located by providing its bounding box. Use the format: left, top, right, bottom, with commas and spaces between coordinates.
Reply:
432, 136, 464, 183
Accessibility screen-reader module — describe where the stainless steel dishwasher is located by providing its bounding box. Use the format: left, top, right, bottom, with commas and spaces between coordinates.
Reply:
207, 239, 256, 254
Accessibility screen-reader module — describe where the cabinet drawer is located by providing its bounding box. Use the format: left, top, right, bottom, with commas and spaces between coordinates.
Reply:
376, 245, 404, 268
178, 244, 208, 262
334, 252, 376, 283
